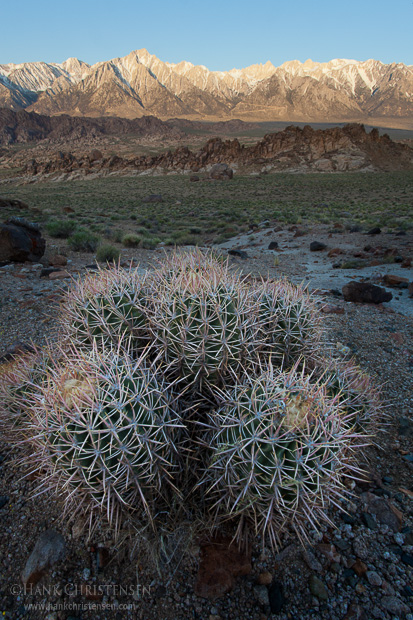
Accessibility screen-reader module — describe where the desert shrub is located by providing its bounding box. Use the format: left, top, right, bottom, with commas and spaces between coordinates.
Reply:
122, 233, 143, 248
45, 219, 76, 238
67, 229, 100, 252
140, 236, 161, 250
96, 244, 121, 263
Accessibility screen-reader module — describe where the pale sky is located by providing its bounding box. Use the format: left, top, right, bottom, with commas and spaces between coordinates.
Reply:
1, 0, 412, 69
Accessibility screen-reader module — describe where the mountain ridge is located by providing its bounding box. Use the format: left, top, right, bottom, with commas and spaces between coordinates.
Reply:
0, 50, 412, 126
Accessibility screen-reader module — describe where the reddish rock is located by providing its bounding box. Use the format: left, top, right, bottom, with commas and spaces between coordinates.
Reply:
49, 254, 68, 267
352, 558, 368, 577
48, 270, 71, 280
327, 248, 343, 257
382, 274, 409, 288
89, 149, 103, 162
195, 536, 252, 600
321, 304, 345, 315
401, 257, 411, 268
257, 571, 273, 585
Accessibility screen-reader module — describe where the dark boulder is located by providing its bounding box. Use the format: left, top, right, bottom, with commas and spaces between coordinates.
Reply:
268, 241, 279, 250
310, 241, 327, 251
342, 281, 392, 304
0, 217, 45, 262
228, 249, 248, 259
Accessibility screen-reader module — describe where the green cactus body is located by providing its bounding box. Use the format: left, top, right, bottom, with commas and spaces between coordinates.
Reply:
152, 256, 256, 390
255, 281, 321, 368
320, 360, 380, 433
29, 349, 182, 522
205, 370, 354, 544
62, 265, 150, 350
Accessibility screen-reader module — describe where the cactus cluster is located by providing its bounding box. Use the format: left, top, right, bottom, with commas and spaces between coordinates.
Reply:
0, 249, 380, 551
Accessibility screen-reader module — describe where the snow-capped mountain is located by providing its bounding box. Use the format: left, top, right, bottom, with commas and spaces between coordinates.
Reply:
0, 50, 411, 123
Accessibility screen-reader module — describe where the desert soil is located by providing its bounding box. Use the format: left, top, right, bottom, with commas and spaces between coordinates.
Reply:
0, 226, 412, 620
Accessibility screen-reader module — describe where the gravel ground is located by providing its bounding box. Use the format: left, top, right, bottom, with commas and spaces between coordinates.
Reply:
0, 232, 412, 620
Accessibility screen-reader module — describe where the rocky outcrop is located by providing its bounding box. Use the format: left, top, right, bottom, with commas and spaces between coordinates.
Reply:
22, 124, 413, 178
0, 108, 183, 145
0, 217, 45, 262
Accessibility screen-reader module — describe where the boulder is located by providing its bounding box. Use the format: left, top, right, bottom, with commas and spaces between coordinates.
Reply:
268, 241, 279, 250
89, 149, 103, 162
310, 241, 327, 251
342, 281, 392, 304
0, 217, 45, 263
209, 163, 233, 180
228, 249, 248, 259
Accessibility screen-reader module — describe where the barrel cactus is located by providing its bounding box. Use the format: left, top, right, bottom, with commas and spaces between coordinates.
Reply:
318, 358, 381, 433
151, 253, 258, 392
19, 344, 183, 529
61, 264, 150, 352
203, 366, 364, 547
254, 279, 322, 369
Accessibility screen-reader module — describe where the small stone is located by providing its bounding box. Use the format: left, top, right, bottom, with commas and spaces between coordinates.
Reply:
254, 585, 270, 607
268, 241, 279, 250
308, 575, 329, 600
352, 558, 367, 577
401, 552, 413, 567
362, 512, 379, 531
317, 543, 341, 564
366, 571, 382, 586
22, 530, 66, 585
381, 595, 410, 615
361, 492, 403, 531
257, 571, 273, 585
268, 581, 285, 614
